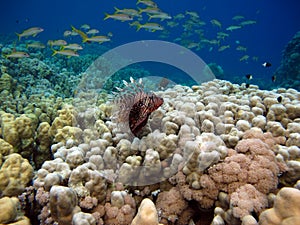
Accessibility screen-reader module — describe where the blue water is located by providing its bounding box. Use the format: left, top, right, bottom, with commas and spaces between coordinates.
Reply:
1, 0, 300, 89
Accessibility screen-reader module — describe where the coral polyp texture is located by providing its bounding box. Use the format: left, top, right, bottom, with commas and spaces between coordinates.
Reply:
0, 75, 300, 224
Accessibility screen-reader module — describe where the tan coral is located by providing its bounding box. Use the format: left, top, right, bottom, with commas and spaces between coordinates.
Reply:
131, 198, 163, 225
0, 153, 33, 196
68, 163, 107, 202
0, 196, 19, 223
259, 187, 300, 225
72, 212, 96, 225
0, 196, 31, 225
50, 185, 81, 225
33, 158, 71, 191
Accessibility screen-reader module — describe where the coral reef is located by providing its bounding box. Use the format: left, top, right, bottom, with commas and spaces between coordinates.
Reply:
0, 75, 299, 225
274, 31, 300, 91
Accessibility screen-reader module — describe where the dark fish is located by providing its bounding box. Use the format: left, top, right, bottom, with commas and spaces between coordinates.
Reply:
245, 83, 250, 88
272, 75, 276, 82
277, 96, 282, 103
245, 74, 253, 80
113, 77, 164, 137
129, 93, 163, 136
262, 62, 271, 67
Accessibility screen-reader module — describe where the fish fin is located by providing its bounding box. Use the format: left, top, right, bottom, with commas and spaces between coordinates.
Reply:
114, 7, 120, 13
104, 13, 110, 20
15, 32, 21, 41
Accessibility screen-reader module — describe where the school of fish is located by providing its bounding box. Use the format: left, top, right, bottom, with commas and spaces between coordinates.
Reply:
3, 0, 259, 64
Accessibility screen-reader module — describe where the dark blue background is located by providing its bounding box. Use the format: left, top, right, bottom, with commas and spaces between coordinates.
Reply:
1, 0, 300, 85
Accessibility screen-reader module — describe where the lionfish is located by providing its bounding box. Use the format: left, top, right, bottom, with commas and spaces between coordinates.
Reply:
112, 77, 164, 137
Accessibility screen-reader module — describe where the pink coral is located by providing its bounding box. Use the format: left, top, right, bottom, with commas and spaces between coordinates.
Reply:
230, 184, 268, 219
102, 191, 136, 225
156, 187, 188, 223
174, 171, 219, 209
209, 138, 285, 195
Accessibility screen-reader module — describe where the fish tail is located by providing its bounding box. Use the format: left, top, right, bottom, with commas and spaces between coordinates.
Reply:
15, 32, 21, 41
136, 24, 142, 31
71, 25, 88, 42
147, 14, 152, 21
130, 21, 141, 31
137, 7, 143, 14
51, 48, 57, 56
104, 13, 110, 20
2, 53, 8, 59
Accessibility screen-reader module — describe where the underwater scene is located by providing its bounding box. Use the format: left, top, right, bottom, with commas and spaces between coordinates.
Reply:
0, 0, 300, 224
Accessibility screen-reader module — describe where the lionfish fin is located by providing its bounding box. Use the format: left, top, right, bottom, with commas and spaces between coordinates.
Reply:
123, 80, 129, 86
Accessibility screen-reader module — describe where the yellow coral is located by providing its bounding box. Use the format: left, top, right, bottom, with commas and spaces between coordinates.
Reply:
1, 113, 19, 147
0, 138, 13, 156
49, 105, 76, 137
54, 126, 83, 144
0, 153, 34, 196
